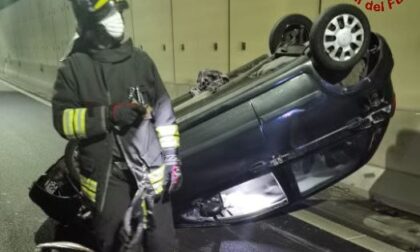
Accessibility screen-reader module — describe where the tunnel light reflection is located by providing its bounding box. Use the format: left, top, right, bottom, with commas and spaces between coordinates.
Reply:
279, 108, 305, 120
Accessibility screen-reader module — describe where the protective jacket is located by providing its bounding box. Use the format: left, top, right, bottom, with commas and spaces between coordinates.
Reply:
52, 39, 178, 212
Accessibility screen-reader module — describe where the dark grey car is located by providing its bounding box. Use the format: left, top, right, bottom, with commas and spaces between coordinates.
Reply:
172, 4, 395, 226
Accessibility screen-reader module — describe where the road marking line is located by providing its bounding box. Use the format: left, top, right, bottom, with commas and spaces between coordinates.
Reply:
0, 78, 51, 107
347, 234, 368, 241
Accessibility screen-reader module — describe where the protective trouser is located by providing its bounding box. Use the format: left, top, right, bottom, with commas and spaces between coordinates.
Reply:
143, 199, 177, 252
92, 162, 177, 252
52, 162, 134, 251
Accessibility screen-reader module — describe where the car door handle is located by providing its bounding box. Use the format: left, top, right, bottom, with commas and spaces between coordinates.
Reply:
249, 161, 268, 173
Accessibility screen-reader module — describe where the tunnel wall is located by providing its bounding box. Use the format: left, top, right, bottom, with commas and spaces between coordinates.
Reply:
0, 0, 419, 214
0, 0, 74, 98
0, 0, 320, 99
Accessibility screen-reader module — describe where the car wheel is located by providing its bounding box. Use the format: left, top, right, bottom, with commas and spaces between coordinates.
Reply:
269, 14, 313, 55
310, 4, 370, 72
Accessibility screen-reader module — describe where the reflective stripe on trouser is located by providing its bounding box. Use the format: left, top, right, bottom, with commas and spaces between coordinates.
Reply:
120, 183, 155, 250
156, 125, 180, 149
62, 108, 87, 139
80, 175, 97, 203
148, 165, 165, 195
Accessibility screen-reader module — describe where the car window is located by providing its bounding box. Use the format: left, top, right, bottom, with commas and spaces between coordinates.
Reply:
176, 56, 303, 123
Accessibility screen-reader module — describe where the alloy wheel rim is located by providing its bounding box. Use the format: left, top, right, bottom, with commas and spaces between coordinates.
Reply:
323, 14, 364, 62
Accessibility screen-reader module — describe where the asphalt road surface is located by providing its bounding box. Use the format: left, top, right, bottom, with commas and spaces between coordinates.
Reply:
0, 83, 66, 251
0, 81, 371, 252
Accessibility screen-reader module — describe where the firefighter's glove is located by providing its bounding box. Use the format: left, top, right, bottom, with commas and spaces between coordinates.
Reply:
163, 149, 183, 194
166, 163, 182, 193
109, 102, 146, 129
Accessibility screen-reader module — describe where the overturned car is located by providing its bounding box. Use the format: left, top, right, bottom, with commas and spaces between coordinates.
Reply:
171, 4, 395, 226
31, 5, 395, 241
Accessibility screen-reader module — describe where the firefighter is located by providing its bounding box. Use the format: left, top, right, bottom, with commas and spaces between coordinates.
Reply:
52, 0, 182, 251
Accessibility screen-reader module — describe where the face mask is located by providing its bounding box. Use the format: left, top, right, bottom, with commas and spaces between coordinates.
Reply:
99, 9, 125, 39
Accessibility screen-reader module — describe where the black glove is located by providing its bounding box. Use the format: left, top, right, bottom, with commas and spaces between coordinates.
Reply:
109, 102, 146, 129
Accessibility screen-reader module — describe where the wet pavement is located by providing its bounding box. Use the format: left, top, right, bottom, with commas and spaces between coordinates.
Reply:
307, 185, 420, 252
176, 214, 370, 252
0, 83, 66, 252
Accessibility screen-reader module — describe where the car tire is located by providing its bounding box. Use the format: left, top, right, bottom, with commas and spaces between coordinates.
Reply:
310, 4, 370, 72
269, 14, 313, 55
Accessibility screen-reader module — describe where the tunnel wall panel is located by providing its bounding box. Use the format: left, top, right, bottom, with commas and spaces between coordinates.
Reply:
131, 0, 175, 84
172, 0, 229, 84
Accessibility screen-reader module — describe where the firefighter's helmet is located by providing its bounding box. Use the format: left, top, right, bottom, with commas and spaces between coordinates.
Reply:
69, 0, 128, 29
